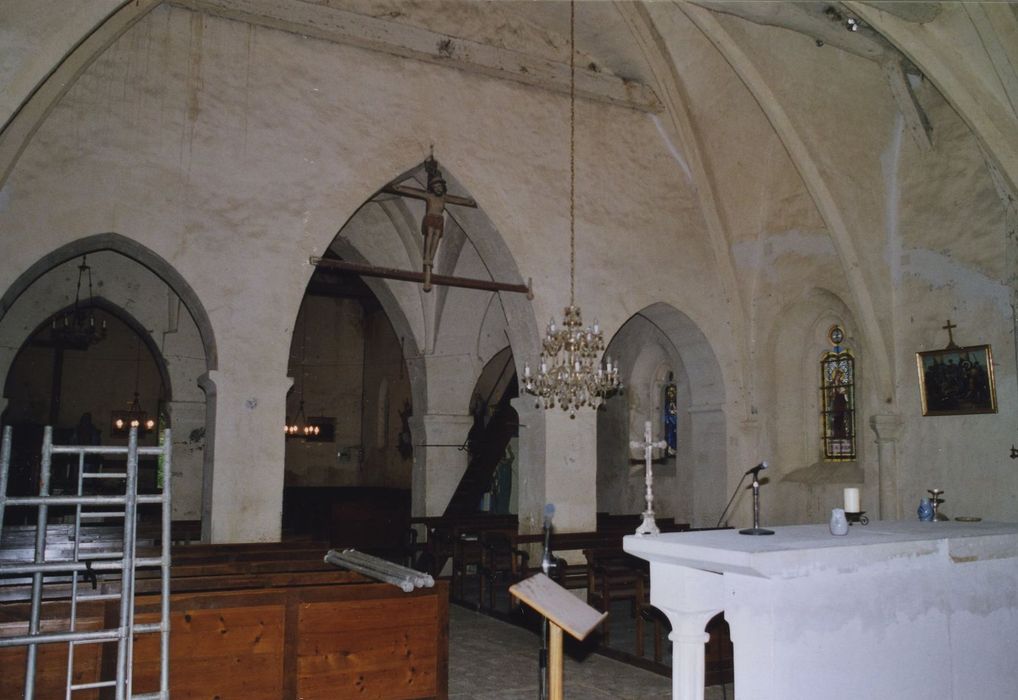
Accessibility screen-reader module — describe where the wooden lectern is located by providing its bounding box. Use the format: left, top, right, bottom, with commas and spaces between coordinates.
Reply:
509, 573, 608, 700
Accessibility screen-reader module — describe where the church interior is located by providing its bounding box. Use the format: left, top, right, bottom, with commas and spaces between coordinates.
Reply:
1, 1, 1017, 698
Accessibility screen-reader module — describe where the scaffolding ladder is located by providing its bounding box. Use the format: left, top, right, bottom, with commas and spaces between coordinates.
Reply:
0, 425, 172, 699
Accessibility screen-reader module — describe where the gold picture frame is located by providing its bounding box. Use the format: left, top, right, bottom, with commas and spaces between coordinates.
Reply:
916, 344, 997, 416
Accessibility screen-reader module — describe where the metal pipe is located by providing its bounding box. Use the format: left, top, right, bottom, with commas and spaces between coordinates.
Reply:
159, 429, 172, 699
4, 494, 164, 506
0, 628, 126, 648
65, 450, 87, 700
326, 550, 417, 587
310, 256, 533, 297
0, 557, 162, 575
324, 550, 414, 592
338, 549, 434, 588
0, 426, 11, 530
115, 427, 139, 700
49, 444, 166, 455
25, 426, 54, 700
340, 549, 433, 587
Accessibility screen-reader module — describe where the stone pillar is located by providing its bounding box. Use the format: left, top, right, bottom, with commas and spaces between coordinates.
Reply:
870, 413, 905, 520
165, 399, 205, 521
202, 369, 290, 543
511, 397, 545, 535
413, 413, 473, 517
648, 563, 724, 700
542, 408, 597, 533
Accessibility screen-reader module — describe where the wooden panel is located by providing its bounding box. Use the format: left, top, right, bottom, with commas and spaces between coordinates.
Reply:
298, 596, 438, 643
297, 596, 440, 699
296, 627, 438, 700
132, 605, 285, 699
2, 555, 448, 700
0, 617, 104, 700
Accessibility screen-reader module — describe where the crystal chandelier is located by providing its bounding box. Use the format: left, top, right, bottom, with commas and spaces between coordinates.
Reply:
51, 255, 107, 349
523, 0, 620, 418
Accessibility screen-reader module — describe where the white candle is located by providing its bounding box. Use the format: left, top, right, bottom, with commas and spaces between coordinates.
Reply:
844, 487, 860, 513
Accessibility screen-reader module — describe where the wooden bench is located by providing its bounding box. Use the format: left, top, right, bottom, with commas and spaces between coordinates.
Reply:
0, 544, 449, 699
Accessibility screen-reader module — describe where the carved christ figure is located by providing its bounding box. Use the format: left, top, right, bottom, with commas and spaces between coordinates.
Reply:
382, 157, 477, 291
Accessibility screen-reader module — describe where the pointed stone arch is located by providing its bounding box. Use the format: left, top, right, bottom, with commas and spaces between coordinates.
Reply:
0, 233, 218, 534
599, 302, 727, 527
300, 160, 544, 521
3, 297, 174, 407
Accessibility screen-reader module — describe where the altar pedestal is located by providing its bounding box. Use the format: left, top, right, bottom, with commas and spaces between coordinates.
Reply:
625, 521, 1018, 700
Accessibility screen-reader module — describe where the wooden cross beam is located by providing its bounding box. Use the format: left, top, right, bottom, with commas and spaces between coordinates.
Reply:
309, 257, 533, 298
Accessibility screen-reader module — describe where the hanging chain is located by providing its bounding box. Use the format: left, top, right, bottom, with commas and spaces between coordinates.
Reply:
569, 0, 575, 307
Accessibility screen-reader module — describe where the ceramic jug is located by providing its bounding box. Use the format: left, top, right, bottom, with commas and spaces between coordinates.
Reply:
829, 508, 849, 535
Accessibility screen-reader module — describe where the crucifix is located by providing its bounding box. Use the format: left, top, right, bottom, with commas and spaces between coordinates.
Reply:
382, 154, 477, 292
631, 420, 668, 536
942, 319, 959, 349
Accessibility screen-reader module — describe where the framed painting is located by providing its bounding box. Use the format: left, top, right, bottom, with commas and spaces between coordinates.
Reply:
916, 344, 997, 416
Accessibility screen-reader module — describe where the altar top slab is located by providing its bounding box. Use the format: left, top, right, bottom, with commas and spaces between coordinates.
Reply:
624, 520, 1018, 579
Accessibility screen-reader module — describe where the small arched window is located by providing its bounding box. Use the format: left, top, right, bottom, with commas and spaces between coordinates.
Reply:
819, 325, 856, 461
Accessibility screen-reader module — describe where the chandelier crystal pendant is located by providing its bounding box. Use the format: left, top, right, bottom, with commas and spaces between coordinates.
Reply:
522, 0, 620, 418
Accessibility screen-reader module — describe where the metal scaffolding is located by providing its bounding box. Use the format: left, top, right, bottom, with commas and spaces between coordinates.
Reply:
0, 425, 172, 699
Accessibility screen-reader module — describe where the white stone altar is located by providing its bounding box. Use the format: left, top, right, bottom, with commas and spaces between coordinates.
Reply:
624, 520, 1018, 700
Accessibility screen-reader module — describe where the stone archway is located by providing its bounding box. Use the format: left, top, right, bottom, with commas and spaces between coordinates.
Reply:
600, 302, 727, 528
0, 234, 217, 531
304, 161, 544, 525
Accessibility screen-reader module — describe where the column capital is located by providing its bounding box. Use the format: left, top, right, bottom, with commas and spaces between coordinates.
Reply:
869, 413, 905, 442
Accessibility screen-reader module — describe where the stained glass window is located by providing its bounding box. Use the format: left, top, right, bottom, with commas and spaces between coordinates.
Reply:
663, 381, 677, 456
820, 326, 856, 461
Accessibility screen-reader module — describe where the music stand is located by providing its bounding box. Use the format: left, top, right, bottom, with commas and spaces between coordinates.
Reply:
509, 573, 607, 700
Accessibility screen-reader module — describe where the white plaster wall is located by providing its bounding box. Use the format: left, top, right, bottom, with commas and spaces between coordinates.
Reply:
1, 2, 1013, 540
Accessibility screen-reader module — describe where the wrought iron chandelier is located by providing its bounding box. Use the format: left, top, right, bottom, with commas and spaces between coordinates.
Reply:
523, 0, 620, 418
51, 255, 107, 348
112, 336, 156, 436
285, 309, 320, 438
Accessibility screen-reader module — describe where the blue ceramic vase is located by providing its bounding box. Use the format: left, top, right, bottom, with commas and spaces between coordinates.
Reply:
917, 498, 934, 522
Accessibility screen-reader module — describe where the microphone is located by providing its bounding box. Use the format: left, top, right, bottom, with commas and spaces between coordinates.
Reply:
543, 503, 555, 528
744, 461, 768, 477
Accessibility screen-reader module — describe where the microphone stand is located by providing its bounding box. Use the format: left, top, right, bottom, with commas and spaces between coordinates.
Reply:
739, 473, 774, 536
538, 515, 553, 700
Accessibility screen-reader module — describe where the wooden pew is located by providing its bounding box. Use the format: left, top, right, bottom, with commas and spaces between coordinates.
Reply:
0, 543, 449, 700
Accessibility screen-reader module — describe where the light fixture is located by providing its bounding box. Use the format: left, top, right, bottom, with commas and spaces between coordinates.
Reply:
51, 255, 107, 348
522, 0, 620, 418
285, 306, 321, 438
112, 336, 155, 436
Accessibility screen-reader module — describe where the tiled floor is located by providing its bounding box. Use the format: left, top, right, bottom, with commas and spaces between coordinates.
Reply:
449, 603, 732, 699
